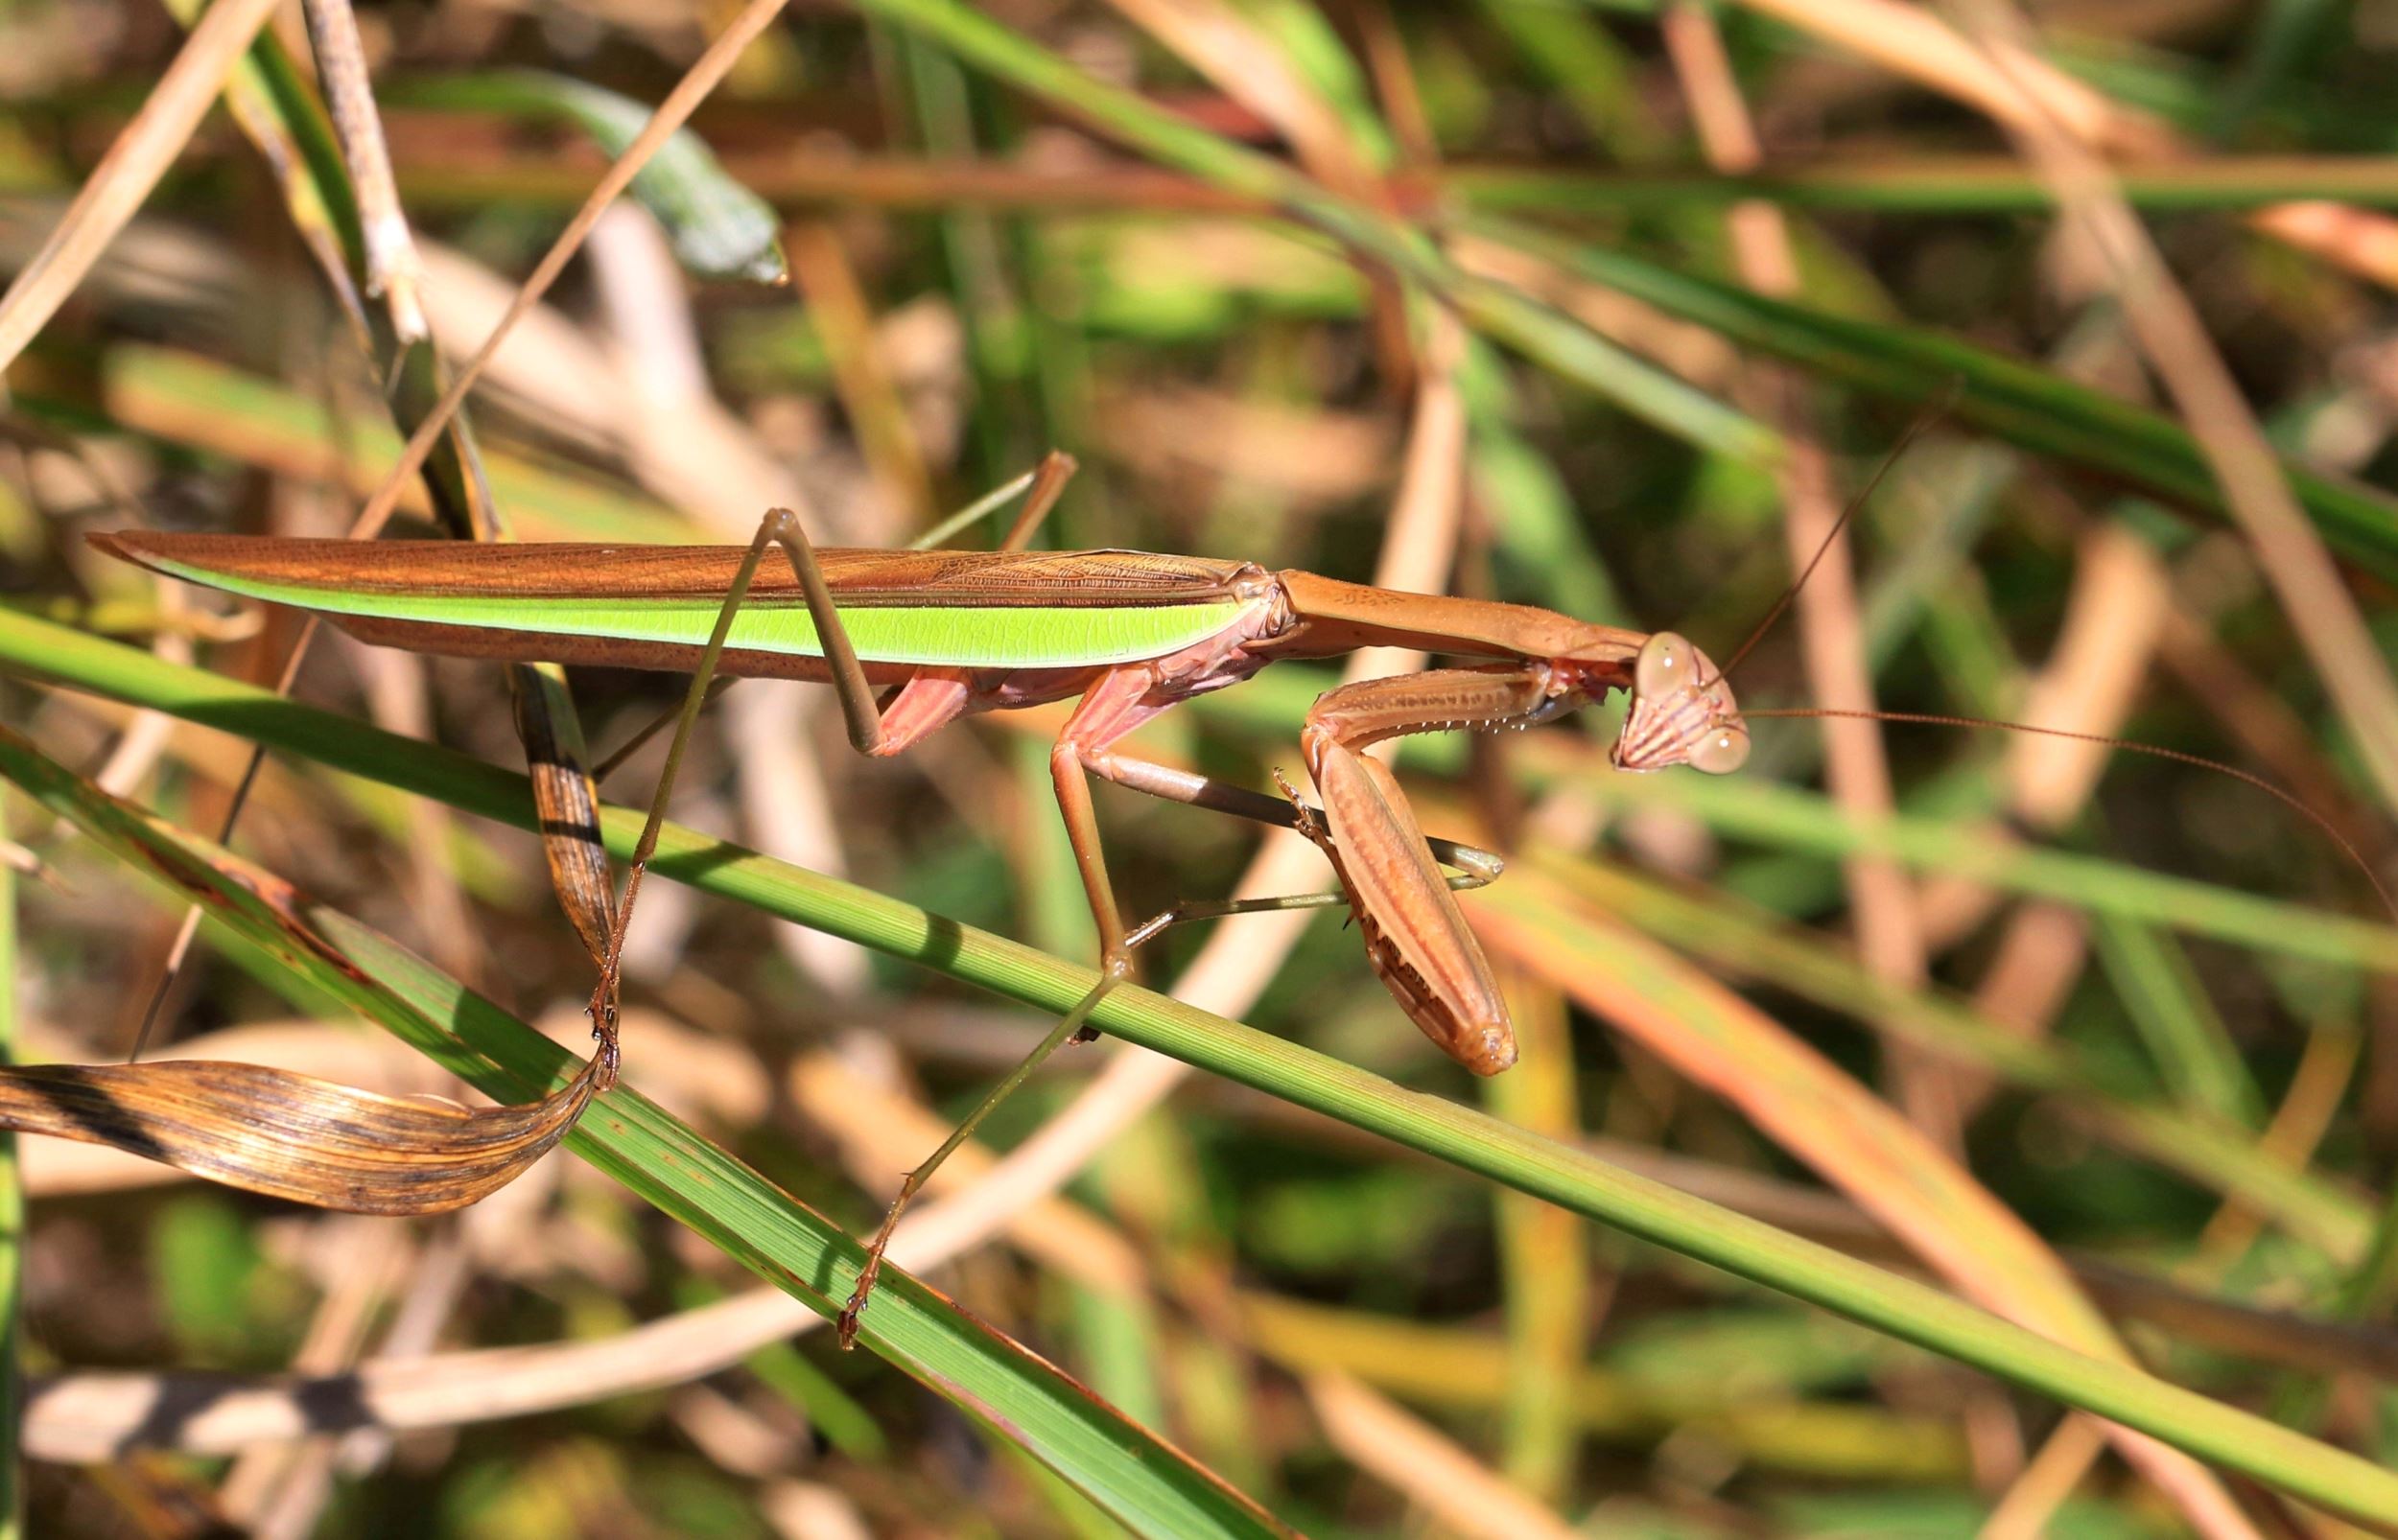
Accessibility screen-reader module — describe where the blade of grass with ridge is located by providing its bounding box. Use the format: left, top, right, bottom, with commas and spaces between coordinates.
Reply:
8, 619, 2398, 1519
0, 727, 1291, 1540
6, 613, 2383, 1251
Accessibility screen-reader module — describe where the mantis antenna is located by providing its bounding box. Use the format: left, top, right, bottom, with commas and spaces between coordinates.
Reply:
1743, 707, 2398, 924
1708, 380, 1962, 690
1694, 383, 2394, 924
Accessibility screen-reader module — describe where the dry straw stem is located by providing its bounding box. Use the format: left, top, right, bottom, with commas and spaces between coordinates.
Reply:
0, 0, 286, 371
350, 0, 791, 539
1302, 1370, 1582, 1540
1986, 1415, 2112, 1540
298, 0, 425, 341
1725, 0, 2398, 290
2003, 525, 2175, 832
786, 222, 938, 527
1099, 0, 1375, 195
790, 1053, 1146, 1296
1091, 0, 1418, 381
1951, 5, 2398, 824
1658, 0, 1941, 1132
216, 1214, 411, 1534
1929, 528, 2171, 1100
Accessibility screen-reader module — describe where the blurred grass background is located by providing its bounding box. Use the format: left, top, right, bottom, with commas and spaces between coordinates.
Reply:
8, 0, 2398, 1534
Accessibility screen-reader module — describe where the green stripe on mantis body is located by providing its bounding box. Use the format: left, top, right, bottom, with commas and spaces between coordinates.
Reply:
139, 551, 1256, 670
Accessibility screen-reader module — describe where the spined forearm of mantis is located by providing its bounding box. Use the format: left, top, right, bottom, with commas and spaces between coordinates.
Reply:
90, 485, 1756, 1342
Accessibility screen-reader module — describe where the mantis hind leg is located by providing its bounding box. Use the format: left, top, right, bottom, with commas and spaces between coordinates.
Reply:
592, 454, 1079, 782
835, 967, 1120, 1349
587, 508, 827, 1073
591, 503, 937, 1073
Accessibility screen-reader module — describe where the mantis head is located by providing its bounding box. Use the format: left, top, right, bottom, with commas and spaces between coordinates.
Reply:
1610, 631, 1750, 775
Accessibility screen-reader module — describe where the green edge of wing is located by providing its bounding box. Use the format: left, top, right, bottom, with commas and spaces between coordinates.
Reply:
146, 553, 1250, 669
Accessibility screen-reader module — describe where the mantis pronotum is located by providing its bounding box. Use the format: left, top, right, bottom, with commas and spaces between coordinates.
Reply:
94, 447, 2377, 1342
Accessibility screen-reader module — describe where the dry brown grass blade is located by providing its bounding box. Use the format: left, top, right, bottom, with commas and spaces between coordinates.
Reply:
0, 1057, 593, 1213
1736, 0, 2160, 152
0, 718, 601, 1210
0, 0, 285, 370
299, 0, 426, 341
1661, 0, 1944, 1136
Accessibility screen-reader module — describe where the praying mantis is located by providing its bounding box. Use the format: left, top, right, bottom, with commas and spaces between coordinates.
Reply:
80, 460, 1804, 1341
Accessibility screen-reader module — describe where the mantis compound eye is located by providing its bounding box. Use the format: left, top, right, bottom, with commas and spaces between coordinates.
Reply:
1634, 631, 1691, 703
1687, 722, 1751, 775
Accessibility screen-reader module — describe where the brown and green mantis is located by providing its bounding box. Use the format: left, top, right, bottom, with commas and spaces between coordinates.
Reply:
82, 467, 1759, 1340
89, 452, 2393, 1345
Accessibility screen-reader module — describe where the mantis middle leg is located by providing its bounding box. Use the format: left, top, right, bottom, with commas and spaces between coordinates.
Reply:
836, 665, 1518, 1345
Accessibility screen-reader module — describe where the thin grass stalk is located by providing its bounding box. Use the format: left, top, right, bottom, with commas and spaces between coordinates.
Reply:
380, 152, 2398, 218
350, 0, 793, 535
0, 857, 19, 1540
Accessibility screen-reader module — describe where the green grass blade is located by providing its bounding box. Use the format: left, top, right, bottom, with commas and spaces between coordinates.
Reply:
1471, 217, 2398, 580
9, 614, 2398, 1521
850, 0, 1775, 462
0, 725, 1286, 1540
2092, 914, 2266, 1128
400, 72, 787, 283
0, 852, 20, 1540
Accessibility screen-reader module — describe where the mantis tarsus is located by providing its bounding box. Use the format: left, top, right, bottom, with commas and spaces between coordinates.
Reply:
98, 448, 2374, 1345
